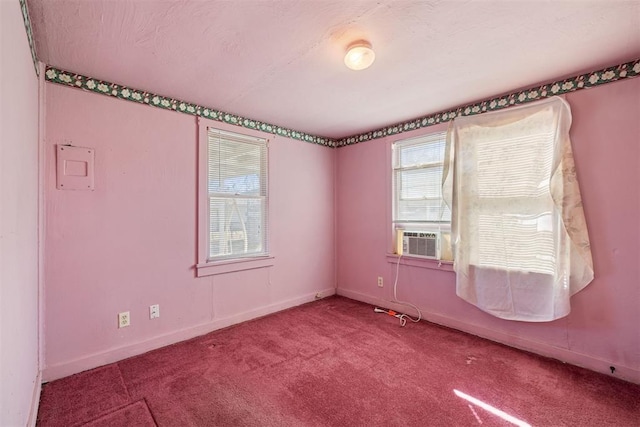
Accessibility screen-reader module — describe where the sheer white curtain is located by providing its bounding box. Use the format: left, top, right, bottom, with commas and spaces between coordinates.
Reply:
443, 97, 593, 321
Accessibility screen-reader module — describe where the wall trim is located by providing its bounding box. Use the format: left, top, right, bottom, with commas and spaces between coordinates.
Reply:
37, 60, 46, 374
337, 58, 640, 147
18, 0, 38, 77
27, 371, 42, 427
42, 287, 336, 382
337, 288, 640, 384
44, 58, 639, 150
44, 66, 335, 148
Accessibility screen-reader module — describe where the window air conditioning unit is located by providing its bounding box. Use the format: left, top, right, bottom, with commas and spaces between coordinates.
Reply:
397, 230, 440, 259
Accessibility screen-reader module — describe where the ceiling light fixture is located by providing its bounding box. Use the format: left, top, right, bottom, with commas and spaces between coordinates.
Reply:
344, 40, 375, 71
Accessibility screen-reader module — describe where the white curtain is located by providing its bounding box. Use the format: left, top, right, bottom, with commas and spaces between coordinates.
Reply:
443, 97, 593, 321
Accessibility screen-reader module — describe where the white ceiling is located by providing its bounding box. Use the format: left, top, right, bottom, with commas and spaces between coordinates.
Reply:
28, 0, 640, 139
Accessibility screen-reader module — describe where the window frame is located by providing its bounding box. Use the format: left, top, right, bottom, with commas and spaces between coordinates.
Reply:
392, 131, 450, 226
196, 118, 273, 277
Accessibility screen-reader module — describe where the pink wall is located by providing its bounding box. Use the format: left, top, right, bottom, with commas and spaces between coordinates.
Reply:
39, 42, 638, 386
43, 84, 335, 380
0, 0, 41, 424
336, 77, 640, 383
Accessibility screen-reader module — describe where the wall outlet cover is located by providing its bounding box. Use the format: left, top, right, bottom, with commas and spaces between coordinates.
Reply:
118, 311, 130, 328
149, 304, 160, 319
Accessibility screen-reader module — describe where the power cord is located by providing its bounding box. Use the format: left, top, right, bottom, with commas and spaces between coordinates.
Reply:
374, 254, 422, 327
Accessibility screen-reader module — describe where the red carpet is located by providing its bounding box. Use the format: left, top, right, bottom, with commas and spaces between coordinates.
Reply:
37, 296, 640, 426
83, 400, 156, 427
37, 364, 131, 426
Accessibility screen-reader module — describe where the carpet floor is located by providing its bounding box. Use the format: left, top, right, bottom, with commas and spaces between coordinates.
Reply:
37, 296, 640, 426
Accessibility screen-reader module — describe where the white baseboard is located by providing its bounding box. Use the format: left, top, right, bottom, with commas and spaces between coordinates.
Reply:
43, 287, 336, 382
27, 370, 42, 427
337, 288, 640, 384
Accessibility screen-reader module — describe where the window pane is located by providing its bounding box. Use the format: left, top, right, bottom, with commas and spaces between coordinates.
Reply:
477, 212, 556, 275
393, 131, 449, 225
206, 129, 268, 262
467, 111, 557, 274
208, 139, 265, 196
399, 167, 444, 199
475, 134, 552, 199
396, 198, 451, 222
397, 135, 446, 167
209, 197, 265, 259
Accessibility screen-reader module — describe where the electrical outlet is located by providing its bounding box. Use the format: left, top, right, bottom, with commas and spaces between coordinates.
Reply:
118, 311, 130, 328
149, 304, 160, 319
377, 276, 384, 287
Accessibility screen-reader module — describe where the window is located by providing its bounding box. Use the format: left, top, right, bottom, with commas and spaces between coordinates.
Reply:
444, 97, 594, 321
448, 105, 560, 277
392, 132, 452, 260
198, 126, 269, 269
393, 132, 450, 224
471, 126, 556, 275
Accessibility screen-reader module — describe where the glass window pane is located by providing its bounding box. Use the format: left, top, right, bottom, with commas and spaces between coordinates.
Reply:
208, 139, 264, 196
206, 129, 268, 262
399, 167, 444, 199
475, 134, 553, 199
399, 139, 446, 167
396, 198, 451, 222
209, 197, 265, 259
477, 212, 556, 275
393, 132, 450, 225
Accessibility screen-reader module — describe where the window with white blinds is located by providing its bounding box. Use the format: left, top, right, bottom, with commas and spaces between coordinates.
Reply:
393, 132, 451, 224
206, 128, 268, 261
444, 98, 593, 321
459, 110, 557, 275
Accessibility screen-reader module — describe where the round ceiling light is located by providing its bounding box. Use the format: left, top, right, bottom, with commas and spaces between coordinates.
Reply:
344, 40, 375, 71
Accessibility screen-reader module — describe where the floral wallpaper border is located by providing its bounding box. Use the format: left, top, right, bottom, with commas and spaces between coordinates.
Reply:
44, 66, 334, 147
45, 58, 639, 149
336, 58, 640, 147
19, 0, 39, 76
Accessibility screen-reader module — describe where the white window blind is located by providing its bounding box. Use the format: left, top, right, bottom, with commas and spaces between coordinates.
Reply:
393, 132, 451, 223
207, 129, 268, 260
460, 110, 557, 275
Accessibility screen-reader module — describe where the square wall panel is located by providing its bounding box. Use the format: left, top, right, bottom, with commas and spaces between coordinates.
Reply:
56, 145, 95, 190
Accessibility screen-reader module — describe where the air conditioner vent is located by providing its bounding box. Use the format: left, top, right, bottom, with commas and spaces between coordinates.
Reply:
402, 231, 440, 259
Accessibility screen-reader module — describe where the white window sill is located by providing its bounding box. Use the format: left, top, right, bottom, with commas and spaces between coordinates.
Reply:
196, 256, 275, 277
385, 254, 454, 272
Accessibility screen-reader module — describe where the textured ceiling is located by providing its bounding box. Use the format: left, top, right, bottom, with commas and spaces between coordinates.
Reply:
28, 0, 640, 139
